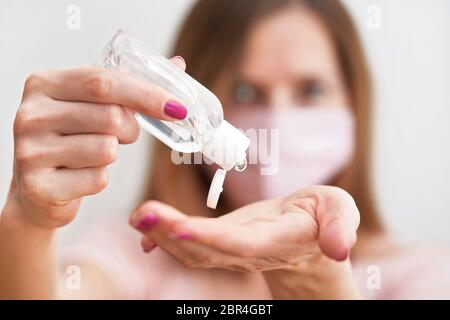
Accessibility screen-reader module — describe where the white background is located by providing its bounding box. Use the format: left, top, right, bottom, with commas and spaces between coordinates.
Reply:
1, 0, 449, 245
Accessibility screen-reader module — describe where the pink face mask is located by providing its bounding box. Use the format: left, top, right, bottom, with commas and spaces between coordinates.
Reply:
215, 106, 355, 208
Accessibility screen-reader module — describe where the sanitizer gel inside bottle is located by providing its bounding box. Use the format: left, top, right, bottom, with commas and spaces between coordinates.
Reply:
95, 30, 250, 209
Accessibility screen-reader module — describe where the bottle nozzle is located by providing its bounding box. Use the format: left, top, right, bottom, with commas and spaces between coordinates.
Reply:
203, 120, 250, 209
234, 158, 247, 172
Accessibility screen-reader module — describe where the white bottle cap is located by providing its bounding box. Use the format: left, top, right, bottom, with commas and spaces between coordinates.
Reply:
203, 120, 250, 209
202, 120, 250, 171
207, 169, 226, 209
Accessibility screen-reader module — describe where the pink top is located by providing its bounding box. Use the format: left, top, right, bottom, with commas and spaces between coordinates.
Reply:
62, 218, 450, 299
352, 247, 450, 299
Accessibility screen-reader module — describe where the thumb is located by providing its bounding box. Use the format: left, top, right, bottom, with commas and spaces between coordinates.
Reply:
293, 186, 360, 261
318, 215, 358, 261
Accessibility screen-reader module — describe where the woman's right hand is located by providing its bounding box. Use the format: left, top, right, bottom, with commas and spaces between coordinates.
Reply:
5, 59, 186, 229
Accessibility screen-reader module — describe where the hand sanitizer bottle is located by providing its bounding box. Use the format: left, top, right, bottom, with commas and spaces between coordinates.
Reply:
95, 30, 250, 209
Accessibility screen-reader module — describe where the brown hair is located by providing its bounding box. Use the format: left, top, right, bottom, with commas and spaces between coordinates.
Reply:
145, 0, 383, 234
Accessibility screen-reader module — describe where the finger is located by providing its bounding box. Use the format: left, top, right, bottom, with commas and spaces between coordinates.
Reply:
299, 186, 360, 261
40, 67, 188, 120
129, 200, 187, 233
130, 201, 278, 271
130, 201, 240, 269
50, 134, 118, 169
51, 101, 139, 144
141, 229, 245, 271
130, 199, 311, 257
171, 213, 316, 258
129, 202, 209, 260
25, 166, 109, 204
140, 236, 157, 253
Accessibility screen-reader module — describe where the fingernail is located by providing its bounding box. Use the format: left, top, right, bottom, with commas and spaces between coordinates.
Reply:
136, 214, 159, 232
170, 231, 193, 241
336, 248, 349, 261
143, 244, 157, 253
164, 100, 187, 120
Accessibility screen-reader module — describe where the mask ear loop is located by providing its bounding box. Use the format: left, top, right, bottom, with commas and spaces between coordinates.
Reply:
207, 169, 226, 209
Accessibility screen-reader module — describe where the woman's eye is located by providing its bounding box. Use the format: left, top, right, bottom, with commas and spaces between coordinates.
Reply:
232, 82, 261, 105
300, 81, 328, 101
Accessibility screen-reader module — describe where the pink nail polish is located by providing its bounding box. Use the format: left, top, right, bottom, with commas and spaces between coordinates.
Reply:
173, 231, 193, 241
164, 100, 187, 120
136, 214, 159, 232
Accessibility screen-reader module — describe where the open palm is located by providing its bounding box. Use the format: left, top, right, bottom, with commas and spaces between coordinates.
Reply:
129, 186, 360, 272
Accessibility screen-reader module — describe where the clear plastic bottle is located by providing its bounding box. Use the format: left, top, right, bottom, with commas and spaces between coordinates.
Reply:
95, 30, 250, 209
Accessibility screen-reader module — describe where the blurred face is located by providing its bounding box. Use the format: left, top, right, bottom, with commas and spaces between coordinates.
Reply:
228, 7, 350, 112
217, 7, 356, 207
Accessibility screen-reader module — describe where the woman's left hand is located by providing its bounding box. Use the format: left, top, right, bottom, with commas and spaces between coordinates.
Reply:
129, 186, 359, 273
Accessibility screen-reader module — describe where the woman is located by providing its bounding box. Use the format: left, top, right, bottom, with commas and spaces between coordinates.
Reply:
1, 0, 449, 299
